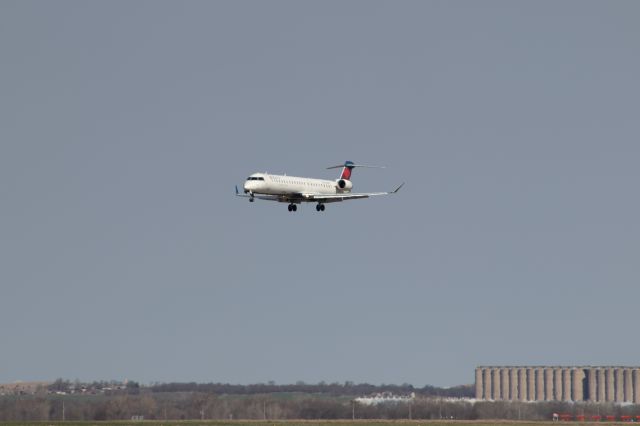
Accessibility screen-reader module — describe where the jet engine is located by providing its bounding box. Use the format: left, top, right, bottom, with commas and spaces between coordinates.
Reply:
336, 179, 353, 192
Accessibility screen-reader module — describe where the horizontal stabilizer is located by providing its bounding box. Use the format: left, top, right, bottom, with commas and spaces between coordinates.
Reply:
326, 163, 385, 169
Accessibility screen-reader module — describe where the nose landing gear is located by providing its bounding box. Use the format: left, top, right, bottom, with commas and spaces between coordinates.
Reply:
315, 203, 325, 212
287, 204, 297, 212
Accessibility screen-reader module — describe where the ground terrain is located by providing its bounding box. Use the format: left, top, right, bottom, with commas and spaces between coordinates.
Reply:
0, 421, 629, 426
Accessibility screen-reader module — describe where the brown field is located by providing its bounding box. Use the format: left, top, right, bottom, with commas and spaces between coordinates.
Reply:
0, 420, 631, 426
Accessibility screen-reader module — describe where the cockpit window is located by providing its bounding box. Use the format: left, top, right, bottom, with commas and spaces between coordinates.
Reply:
246, 177, 264, 181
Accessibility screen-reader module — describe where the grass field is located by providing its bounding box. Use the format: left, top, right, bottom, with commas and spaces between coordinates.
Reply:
0, 420, 632, 426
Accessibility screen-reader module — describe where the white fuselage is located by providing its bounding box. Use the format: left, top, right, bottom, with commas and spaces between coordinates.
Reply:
243, 173, 348, 196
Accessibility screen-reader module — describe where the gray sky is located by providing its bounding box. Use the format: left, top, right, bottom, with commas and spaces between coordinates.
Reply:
1, 1, 639, 387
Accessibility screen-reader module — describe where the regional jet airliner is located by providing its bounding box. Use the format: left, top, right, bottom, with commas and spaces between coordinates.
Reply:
236, 161, 403, 212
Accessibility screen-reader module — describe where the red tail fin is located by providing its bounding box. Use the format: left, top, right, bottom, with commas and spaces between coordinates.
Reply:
340, 161, 355, 180
327, 161, 384, 179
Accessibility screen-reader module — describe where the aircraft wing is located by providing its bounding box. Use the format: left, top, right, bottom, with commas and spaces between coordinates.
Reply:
302, 183, 404, 203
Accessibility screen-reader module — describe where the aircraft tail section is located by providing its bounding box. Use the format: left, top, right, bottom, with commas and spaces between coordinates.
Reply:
326, 161, 385, 180
339, 161, 355, 180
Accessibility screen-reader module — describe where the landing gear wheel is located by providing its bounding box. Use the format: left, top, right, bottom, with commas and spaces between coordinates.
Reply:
292, 204, 297, 212
316, 203, 325, 212
320, 204, 325, 211
287, 204, 293, 212
316, 204, 320, 211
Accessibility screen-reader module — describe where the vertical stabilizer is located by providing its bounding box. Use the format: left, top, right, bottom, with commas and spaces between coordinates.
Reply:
326, 161, 384, 180
339, 160, 355, 180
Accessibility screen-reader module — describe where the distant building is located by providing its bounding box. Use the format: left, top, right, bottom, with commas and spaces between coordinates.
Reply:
355, 392, 415, 405
0, 381, 50, 396
475, 366, 640, 403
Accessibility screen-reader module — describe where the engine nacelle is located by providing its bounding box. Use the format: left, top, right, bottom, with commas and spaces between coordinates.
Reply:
336, 179, 353, 192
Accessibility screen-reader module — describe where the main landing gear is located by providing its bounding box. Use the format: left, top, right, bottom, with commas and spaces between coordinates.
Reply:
285, 203, 324, 212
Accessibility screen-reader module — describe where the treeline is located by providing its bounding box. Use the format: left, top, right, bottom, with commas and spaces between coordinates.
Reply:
150, 382, 474, 398
42, 379, 472, 398
3, 393, 639, 422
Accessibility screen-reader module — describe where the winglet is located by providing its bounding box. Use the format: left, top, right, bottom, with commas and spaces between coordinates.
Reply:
391, 182, 405, 194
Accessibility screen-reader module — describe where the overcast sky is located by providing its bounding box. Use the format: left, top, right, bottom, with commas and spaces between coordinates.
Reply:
1, 1, 639, 387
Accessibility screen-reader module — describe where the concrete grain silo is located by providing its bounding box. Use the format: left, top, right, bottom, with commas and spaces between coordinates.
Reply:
509, 368, 518, 401
597, 368, 606, 402
535, 368, 545, 401
492, 368, 501, 400
554, 367, 563, 401
483, 368, 492, 400
544, 368, 554, 401
518, 368, 527, 401
475, 368, 483, 399
572, 369, 585, 401
562, 369, 572, 402
474, 366, 640, 403
615, 368, 624, 402
587, 368, 596, 401
606, 368, 615, 402
527, 368, 535, 401
624, 369, 633, 402
501, 368, 509, 400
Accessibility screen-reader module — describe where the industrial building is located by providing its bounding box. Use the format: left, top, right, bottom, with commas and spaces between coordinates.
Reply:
475, 366, 640, 403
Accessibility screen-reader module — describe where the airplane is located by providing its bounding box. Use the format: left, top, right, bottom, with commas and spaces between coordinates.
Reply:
236, 160, 403, 212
